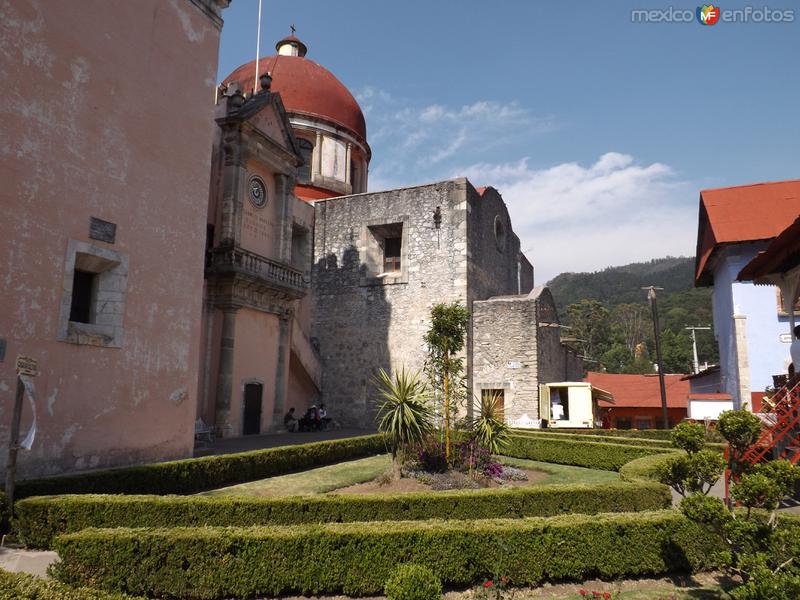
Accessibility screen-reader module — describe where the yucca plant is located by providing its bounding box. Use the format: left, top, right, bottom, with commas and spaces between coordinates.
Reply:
469, 391, 510, 455
375, 367, 434, 478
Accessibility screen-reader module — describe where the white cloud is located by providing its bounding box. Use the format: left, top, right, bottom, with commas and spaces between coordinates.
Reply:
457, 153, 696, 283
355, 88, 697, 283
355, 87, 558, 188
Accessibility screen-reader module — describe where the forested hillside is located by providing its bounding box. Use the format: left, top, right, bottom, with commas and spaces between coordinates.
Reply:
547, 257, 718, 375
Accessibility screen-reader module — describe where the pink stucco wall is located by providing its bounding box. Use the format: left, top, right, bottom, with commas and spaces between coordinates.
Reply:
0, 0, 225, 477
230, 308, 281, 435
241, 160, 281, 260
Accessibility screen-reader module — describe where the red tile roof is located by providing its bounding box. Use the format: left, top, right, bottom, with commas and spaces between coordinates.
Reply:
585, 372, 690, 408
295, 183, 340, 202
694, 180, 800, 286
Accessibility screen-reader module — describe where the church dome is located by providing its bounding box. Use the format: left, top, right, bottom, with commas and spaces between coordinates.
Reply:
222, 40, 367, 143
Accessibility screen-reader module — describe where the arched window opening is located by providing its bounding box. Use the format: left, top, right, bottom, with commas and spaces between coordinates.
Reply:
297, 138, 314, 183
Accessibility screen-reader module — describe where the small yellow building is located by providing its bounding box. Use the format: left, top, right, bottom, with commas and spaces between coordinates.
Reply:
536, 382, 614, 429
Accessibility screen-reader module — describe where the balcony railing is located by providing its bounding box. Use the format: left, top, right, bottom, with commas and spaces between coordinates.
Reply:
208, 247, 307, 290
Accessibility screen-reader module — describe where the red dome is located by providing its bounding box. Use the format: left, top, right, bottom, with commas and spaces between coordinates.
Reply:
223, 55, 367, 142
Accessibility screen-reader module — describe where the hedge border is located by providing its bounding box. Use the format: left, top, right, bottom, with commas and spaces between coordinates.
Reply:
539, 428, 676, 440
15, 481, 671, 549
504, 435, 671, 471
0, 570, 142, 600
52, 511, 731, 598
511, 430, 727, 453
511, 430, 675, 448
15, 434, 385, 498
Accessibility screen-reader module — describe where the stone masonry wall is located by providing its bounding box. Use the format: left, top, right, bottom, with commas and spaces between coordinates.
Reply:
472, 295, 539, 425
312, 180, 469, 427
465, 184, 534, 417
472, 286, 584, 426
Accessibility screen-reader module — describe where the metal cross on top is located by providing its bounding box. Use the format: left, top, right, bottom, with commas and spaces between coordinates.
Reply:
290, 24, 296, 35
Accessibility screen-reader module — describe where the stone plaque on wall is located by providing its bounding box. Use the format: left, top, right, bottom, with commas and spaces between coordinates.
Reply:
89, 217, 117, 244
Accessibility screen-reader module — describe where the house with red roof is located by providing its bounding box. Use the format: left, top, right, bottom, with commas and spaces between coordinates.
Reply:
585, 372, 690, 429
694, 180, 800, 410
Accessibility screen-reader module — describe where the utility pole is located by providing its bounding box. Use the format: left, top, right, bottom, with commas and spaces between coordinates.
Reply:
685, 326, 711, 374
643, 286, 669, 429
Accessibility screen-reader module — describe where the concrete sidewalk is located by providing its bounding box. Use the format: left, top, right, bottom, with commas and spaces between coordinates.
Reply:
194, 427, 376, 456
0, 547, 58, 577
670, 477, 800, 515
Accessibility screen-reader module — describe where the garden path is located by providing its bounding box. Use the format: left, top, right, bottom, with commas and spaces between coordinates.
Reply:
0, 547, 57, 577
194, 427, 375, 456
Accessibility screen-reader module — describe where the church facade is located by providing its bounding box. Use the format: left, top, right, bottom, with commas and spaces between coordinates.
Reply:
203, 34, 580, 433
1, 17, 581, 479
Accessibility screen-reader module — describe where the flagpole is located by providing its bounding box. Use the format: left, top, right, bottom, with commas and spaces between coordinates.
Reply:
253, 0, 263, 95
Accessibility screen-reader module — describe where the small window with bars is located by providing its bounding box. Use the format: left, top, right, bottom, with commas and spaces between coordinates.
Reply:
384, 237, 401, 272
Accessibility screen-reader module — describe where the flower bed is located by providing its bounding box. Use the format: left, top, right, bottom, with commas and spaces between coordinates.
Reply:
52, 511, 728, 598
15, 481, 670, 549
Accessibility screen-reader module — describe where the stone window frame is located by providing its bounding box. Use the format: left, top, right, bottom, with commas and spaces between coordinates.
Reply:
57, 239, 128, 348
248, 174, 268, 209
359, 215, 410, 286
296, 137, 314, 184
475, 381, 515, 424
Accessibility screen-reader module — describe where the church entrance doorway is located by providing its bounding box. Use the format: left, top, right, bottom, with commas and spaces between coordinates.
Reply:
242, 383, 263, 435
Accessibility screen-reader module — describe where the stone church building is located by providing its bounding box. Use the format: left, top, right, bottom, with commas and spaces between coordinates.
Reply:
201, 34, 579, 435
1, 7, 580, 479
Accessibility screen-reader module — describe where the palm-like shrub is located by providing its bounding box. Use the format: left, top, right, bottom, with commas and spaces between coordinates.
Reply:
375, 367, 434, 476
469, 391, 510, 455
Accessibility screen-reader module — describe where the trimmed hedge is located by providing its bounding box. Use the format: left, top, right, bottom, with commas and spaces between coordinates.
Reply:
541, 428, 725, 444
547, 428, 676, 440
0, 570, 142, 600
15, 481, 671, 549
511, 430, 726, 452
511, 430, 676, 448
504, 435, 671, 471
15, 434, 385, 498
52, 511, 729, 598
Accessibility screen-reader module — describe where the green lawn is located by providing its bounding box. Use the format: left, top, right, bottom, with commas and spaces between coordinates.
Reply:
201, 453, 620, 497
499, 456, 620, 486
200, 454, 392, 497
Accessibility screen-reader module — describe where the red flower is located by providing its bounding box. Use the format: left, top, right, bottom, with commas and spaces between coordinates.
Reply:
484, 580, 493, 588
603, 594, 611, 599
579, 591, 588, 597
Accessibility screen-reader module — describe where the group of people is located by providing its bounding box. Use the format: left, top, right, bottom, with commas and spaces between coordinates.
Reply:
283, 404, 331, 432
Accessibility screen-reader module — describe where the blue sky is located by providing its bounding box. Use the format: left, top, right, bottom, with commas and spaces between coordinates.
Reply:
217, 1, 799, 282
